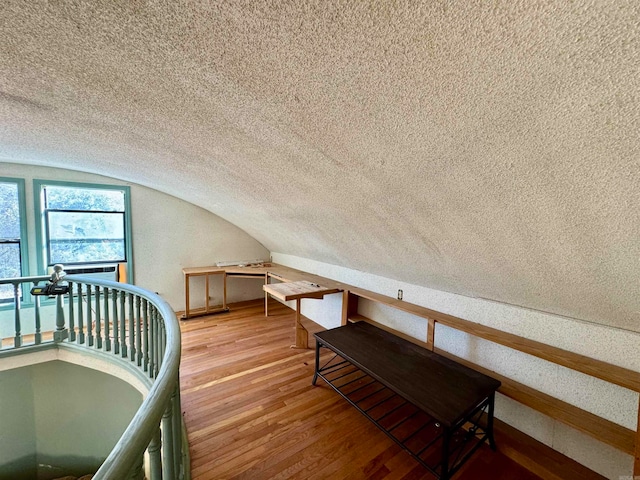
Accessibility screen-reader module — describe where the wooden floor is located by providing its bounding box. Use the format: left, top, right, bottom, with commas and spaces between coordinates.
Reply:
179, 299, 550, 480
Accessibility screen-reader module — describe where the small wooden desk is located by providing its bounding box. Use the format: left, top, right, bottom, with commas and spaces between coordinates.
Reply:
182, 265, 273, 319
313, 322, 501, 479
263, 281, 341, 348
181, 266, 228, 319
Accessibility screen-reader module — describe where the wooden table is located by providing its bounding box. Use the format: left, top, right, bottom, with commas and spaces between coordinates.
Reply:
182, 265, 274, 319
181, 266, 228, 319
313, 321, 501, 480
263, 280, 341, 348
181, 265, 343, 346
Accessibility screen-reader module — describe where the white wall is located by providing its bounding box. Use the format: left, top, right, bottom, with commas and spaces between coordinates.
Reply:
0, 162, 270, 335
0, 360, 142, 479
32, 361, 142, 477
128, 181, 269, 308
273, 252, 640, 480
0, 366, 36, 480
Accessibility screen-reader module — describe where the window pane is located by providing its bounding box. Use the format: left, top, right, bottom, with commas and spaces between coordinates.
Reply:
0, 181, 22, 302
0, 242, 21, 301
0, 182, 21, 239
44, 186, 125, 211
47, 211, 126, 264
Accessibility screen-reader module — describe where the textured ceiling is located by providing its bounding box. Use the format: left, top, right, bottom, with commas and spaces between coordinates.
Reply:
1, 1, 639, 331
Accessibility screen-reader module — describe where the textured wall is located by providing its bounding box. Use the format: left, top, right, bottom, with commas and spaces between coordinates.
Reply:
275, 252, 640, 478
1, 1, 639, 332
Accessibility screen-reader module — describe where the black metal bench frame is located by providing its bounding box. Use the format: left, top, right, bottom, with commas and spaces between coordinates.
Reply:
313, 322, 500, 480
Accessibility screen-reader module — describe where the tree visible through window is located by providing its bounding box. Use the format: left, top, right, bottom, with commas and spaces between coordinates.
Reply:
0, 181, 23, 301
42, 184, 127, 266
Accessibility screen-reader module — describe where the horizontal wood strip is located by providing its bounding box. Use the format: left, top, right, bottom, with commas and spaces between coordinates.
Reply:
267, 265, 350, 291
435, 348, 636, 455
353, 314, 634, 455
350, 314, 430, 349
347, 285, 640, 392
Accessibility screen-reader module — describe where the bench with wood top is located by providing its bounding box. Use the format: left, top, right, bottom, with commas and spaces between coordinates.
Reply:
313, 321, 501, 480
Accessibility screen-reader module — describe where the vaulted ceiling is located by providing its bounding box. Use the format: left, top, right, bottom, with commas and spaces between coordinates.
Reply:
1, 1, 639, 331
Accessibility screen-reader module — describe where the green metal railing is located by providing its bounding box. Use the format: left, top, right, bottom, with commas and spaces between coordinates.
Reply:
0, 273, 189, 480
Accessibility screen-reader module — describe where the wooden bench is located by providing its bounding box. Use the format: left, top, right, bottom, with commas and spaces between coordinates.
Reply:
313, 321, 501, 480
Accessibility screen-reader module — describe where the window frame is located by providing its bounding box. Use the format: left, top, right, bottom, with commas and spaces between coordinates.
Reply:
0, 177, 29, 304
34, 179, 134, 282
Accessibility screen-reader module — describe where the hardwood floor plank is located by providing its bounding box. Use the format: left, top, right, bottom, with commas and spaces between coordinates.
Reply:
180, 299, 601, 480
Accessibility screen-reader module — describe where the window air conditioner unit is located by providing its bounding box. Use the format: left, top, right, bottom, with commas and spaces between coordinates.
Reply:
57, 264, 119, 282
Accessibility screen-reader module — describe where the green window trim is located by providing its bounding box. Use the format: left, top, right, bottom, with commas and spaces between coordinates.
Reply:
33, 179, 134, 284
0, 177, 29, 305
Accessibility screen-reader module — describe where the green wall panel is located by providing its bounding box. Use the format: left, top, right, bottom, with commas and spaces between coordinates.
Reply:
0, 360, 143, 479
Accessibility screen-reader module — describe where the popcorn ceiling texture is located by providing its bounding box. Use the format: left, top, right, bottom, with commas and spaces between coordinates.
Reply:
1, 1, 639, 331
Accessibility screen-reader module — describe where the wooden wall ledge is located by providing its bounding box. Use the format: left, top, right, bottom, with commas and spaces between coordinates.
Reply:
346, 287, 640, 393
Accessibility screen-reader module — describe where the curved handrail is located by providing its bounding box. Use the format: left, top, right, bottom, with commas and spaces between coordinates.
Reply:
68, 276, 182, 479
0, 273, 187, 479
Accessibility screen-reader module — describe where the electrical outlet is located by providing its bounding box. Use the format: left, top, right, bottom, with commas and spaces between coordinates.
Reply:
397, 289, 403, 300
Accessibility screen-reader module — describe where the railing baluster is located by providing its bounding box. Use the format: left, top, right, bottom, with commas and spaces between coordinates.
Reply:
126, 455, 144, 480
143, 299, 149, 372
129, 293, 135, 362
120, 291, 127, 358
136, 296, 142, 367
154, 307, 161, 377
13, 283, 22, 348
96, 285, 102, 349
54, 292, 67, 342
77, 283, 85, 344
113, 289, 120, 354
33, 282, 42, 345
162, 398, 176, 480
155, 309, 161, 376
148, 427, 163, 480
104, 287, 111, 351
171, 381, 183, 478
149, 305, 156, 378
68, 281, 76, 342
160, 321, 166, 368
87, 285, 94, 347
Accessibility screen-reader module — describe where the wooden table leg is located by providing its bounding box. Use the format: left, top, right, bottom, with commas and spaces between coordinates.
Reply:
182, 274, 191, 320
292, 298, 309, 349
223, 273, 227, 310
205, 273, 210, 314
634, 396, 640, 477
264, 274, 269, 317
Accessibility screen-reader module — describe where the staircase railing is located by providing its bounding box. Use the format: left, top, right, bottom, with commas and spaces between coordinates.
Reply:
0, 273, 189, 480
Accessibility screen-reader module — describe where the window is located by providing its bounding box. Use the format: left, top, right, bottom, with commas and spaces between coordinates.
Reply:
0, 178, 27, 302
35, 180, 132, 273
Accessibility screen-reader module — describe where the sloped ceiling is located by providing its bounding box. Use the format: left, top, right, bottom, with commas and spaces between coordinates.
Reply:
1, 1, 639, 331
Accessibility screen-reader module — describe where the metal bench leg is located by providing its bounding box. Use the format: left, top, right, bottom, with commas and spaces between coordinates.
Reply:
487, 392, 497, 450
441, 428, 451, 480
